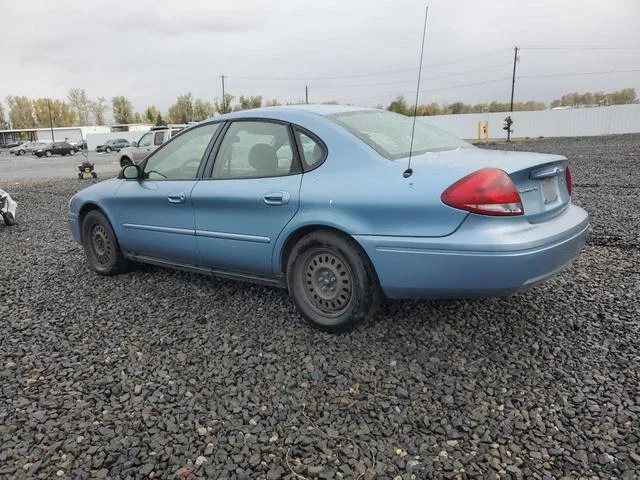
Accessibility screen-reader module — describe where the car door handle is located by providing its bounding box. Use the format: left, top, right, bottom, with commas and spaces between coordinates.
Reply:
263, 191, 290, 205
168, 192, 186, 204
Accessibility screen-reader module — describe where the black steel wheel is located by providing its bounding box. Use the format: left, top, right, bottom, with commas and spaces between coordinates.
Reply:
287, 230, 381, 332
81, 210, 130, 275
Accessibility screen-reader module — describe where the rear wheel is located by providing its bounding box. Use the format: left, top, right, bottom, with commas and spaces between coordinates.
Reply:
286, 231, 381, 333
81, 210, 131, 275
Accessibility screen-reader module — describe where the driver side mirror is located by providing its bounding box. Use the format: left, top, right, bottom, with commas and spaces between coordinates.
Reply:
131, 141, 138, 147
120, 164, 141, 180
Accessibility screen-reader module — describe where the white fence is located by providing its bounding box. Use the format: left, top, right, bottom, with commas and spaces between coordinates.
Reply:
419, 104, 640, 141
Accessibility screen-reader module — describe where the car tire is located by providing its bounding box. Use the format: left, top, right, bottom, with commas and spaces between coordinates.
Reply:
2, 212, 16, 226
105, 147, 111, 153
120, 157, 133, 168
286, 230, 381, 333
45, 150, 52, 157
81, 210, 131, 276
18, 149, 25, 155
70, 149, 76, 155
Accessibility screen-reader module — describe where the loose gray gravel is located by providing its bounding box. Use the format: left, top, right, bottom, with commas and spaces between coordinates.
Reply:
1, 134, 639, 480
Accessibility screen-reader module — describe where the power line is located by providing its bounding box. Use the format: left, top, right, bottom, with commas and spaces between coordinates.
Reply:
311, 62, 513, 89
228, 49, 510, 82
519, 46, 640, 51
518, 68, 640, 79
326, 77, 512, 104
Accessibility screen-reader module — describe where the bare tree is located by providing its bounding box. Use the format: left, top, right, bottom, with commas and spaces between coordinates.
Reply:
67, 88, 91, 125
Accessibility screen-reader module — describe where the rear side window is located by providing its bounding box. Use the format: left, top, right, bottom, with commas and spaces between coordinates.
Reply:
295, 130, 326, 170
154, 132, 164, 145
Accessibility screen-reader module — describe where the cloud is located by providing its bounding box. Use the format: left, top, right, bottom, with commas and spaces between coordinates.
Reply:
2, 0, 639, 113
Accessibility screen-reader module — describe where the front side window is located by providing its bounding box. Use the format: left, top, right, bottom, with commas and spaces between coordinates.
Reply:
212, 121, 297, 179
143, 123, 220, 180
327, 109, 473, 160
138, 132, 153, 147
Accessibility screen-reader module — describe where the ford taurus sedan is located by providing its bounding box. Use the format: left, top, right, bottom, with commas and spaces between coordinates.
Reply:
68, 105, 589, 332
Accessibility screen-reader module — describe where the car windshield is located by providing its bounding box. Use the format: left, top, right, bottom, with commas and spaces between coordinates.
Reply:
327, 109, 473, 160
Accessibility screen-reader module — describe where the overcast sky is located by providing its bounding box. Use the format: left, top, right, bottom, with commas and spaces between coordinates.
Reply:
2, 0, 639, 118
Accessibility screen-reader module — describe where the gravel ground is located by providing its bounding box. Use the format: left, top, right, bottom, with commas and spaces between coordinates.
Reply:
1, 134, 638, 480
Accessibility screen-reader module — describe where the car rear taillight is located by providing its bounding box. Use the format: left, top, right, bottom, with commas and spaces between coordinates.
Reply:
565, 166, 572, 196
441, 168, 524, 216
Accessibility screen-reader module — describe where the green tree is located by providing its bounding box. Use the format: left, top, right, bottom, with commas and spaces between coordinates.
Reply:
112, 96, 134, 124
0, 102, 7, 128
193, 98, 214, 121
144, 105, 160, 124
33, 98, 76, 127
67, 88, 91, 125
6, 96, 35, 129
234, 95, 262, 111
91, 96, 107, 125
155, 113, 166, 126
214, 93, 235, 114
387, 95, 409, 115
168, 93, 194, 123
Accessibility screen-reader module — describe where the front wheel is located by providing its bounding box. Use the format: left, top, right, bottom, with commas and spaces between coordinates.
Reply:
81, 210, 131, 275
45, 150, 52, 157
2, 212, 16, 226
286, 231, 381, 333
120, 157, 133, 168
18, 149, 25, 155
105, 147, 111, 153
70, 149, 76, 155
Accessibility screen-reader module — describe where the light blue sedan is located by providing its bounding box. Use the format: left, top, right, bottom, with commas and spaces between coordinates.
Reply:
68, 105, 589, 332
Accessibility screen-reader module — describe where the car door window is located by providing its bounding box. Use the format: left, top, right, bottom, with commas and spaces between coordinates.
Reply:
212, 121, 298, 179
138, 132, 153, 147
154, 132, 164, 145
295, 130, 326, 170
142, 123, 220, 180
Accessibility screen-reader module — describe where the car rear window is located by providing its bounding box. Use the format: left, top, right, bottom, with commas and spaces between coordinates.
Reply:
327, 109, 472, 160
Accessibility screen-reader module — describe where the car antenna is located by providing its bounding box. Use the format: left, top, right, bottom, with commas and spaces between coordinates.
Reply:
403, 4, 429, 179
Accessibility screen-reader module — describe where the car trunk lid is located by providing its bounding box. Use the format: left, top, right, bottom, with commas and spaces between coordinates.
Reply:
407, 148, 571, 223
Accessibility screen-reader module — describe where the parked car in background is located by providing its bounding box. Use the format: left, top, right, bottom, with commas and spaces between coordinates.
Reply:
10, 141, 49, 155
96, 138, 131, 153
69, 105, 589, 332
34, 141, 78, 157
2, 140, 23, 149
71, 139, 87, 151
118, 125, 187, 167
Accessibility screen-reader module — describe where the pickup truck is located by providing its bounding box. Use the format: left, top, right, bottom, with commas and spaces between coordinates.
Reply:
118, 125, 187, 167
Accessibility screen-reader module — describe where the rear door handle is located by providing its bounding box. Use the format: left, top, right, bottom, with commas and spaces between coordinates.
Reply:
168, 192, 186, 204
263, 191, 290, 205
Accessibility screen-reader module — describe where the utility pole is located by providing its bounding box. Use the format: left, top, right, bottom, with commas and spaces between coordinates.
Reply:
221, 75, 226, 113
47, 98, 54, 141
305, 85, 309, 104
508, 46, 519, 142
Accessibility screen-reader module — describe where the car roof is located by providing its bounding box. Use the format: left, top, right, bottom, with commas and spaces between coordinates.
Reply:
208, 103, 378, 122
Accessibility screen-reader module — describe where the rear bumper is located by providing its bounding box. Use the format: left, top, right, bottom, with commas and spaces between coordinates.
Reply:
355, 203, 589, 299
